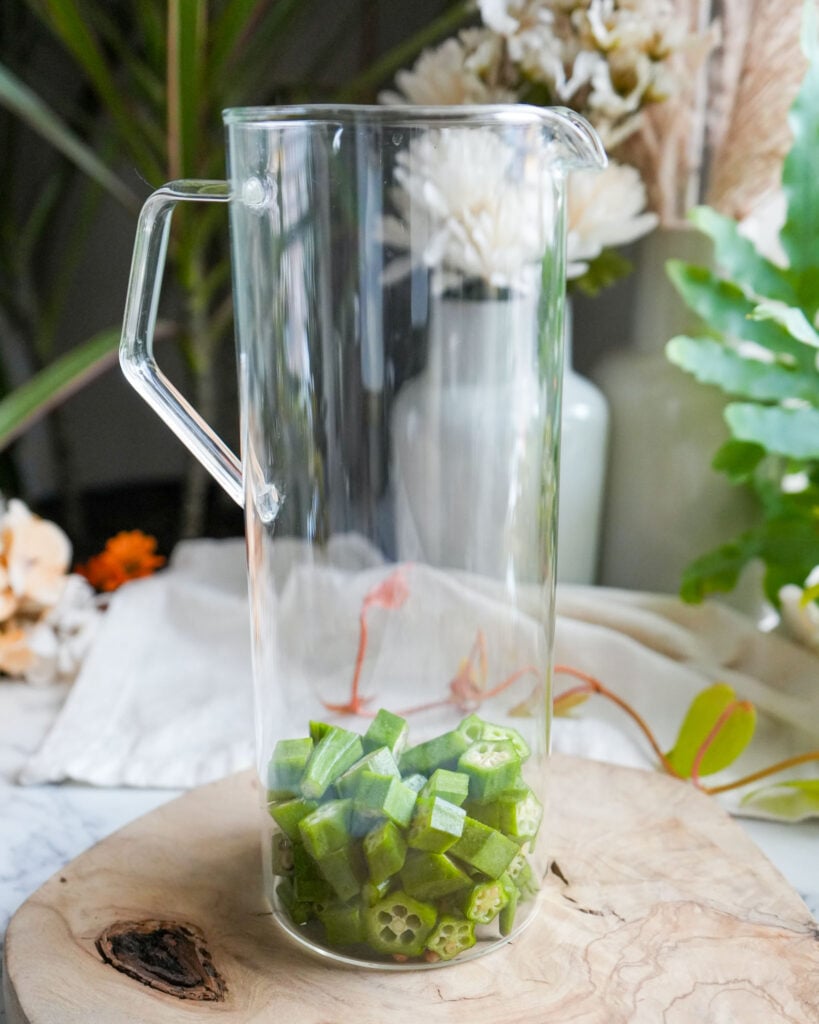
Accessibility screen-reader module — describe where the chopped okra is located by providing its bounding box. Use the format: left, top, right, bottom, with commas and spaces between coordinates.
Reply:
265, 711, 543, 963
426, 915, 476, 961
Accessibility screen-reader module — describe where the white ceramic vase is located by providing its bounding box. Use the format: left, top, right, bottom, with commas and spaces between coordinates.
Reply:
591, 228, 759, 604
557, 307, 609, 584
391, 294, 547, 581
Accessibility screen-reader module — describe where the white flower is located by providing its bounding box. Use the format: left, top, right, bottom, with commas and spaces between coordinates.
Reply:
779, 577, 819, 655
0, 498, 71, 616
384, 128, 556, 293
379, 30, 517, 106
18, 575, 101, 687
566, 160, 657, 277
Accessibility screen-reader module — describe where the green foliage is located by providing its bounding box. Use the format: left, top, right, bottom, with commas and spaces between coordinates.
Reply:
570, 248, 633, 297
665, 2, 819, 605
740, 779, 819, 821
665, 683, 756, 779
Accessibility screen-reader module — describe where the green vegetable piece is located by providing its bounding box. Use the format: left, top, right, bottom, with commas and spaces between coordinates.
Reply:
399, 729, 471, 775
363, 708, 409, 757
269, 796, 319, 840
293, 844, 335, 903
319, 901, 365, 946
362, 878, 392, 906
271, 832, 294, 875
457, 740, 521, 802
425, 915, 476, 961
464, 878, 510, 924
499, 878, 519, 936
335, 746, 400, 798
506, 852, 539, 897
309, 720, 332, 743
354, 771, 417, 828
363, 819, 408, 884
402, 773, 428, 793
407, 796, 466, 853
495, 786, 543, 841
457, 714, 531, 760
317, 842, 366, 901
364, 890, 437, 957
298, 799, 352, 860
267, 737, 313, 798
301, 727, 364, 799
449, 817, 519, 878
276, 877, 313, 926
400, 851, 471, 901
420, 768, 470, 807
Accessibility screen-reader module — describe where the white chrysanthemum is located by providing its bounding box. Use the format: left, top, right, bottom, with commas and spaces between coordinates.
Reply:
21, 575, 102, 686
779, 578, 819, 655
379, 30, 517, 106
384, 129, 555, 293
566, 160, 657, 277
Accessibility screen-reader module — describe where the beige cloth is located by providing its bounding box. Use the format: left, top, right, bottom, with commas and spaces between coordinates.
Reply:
19, 539, 819, 819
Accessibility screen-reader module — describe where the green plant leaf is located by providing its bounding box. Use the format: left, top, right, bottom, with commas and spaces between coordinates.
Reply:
757, 513, 819, 604
0, 61, 139, 212
780, 0, 819, 279
570, 248, 633, 296
167, 0, 206, 179
666, 335, 819, 402
679, 531, 761, 603
711, 439, 766, 482
751, 299, 819, 348
0, 327, 121, 449
740, 779, 819, 821
666, 684, 756, 779
688, 206, 798, 304
725, 403, 819, 459
665, 262, 811, 368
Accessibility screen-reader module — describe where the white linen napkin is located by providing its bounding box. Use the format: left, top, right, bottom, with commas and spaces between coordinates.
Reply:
19, 539, 819, 816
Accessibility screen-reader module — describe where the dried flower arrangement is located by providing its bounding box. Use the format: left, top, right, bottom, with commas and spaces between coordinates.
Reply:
0, 501, 165, 685
381, 0, 715, 293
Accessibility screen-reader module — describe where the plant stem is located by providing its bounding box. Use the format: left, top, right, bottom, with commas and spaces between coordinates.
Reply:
554, 665, 685, 780
702, 751, 819, 796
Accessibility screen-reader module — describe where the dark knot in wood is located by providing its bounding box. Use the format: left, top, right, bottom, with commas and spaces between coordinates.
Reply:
96, 919, 226, 1001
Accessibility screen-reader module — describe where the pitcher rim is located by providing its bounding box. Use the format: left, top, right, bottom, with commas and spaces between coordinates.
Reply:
225, 102, 576, 129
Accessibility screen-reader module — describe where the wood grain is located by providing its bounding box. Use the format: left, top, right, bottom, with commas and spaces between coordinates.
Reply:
4, 755, 818, 1023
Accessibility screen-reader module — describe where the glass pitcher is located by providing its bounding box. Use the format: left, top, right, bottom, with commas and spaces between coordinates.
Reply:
120, 105, 605, 968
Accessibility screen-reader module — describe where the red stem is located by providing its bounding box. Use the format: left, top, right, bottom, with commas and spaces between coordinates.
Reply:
689, 700, 747, 789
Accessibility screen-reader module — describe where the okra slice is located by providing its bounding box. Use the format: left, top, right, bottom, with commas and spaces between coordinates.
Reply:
399, 851, 471, 901
269, 796, 319, 840
507, 851, 539, 898
272, 832, 295, 875
420, 768, 470, 807
499, 875, 520, 937
317, 842, 366, 901
449, 817, 519, 878
362, 878, 393, 906
399, 728, 471, 775
363, 819, 408, 884
496, 786, 543, 842
426, 915, 476, 961
364, 890, 437, 958
298, 798, 352, 860
457, 740, 521, 803
464, 878, 509, 924
293, 843, 335, 903
354, 771, 417, 828
318, 901, 365, 946
407, 796, 466, 853
335, 746, 400, 799
301, 726, 364, 799
456, 714, 531, 761
363, 708, 409, 757
276, 877, 313, 927
402, 773, 428, 793
267, 737, 314, 799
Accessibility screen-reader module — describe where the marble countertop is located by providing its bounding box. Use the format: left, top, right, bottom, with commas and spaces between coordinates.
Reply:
2, 683, 818, 1022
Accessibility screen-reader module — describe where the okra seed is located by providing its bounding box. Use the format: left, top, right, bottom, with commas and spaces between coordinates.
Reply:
406, 914, 421, 928
400, 930, 414, 943
378, 912, 392, 924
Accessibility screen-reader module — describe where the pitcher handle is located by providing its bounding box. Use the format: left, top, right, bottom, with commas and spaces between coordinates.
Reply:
120, 179, 243, 507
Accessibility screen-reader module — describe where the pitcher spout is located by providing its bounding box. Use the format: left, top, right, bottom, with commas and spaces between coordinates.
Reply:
538, 106, 607, 172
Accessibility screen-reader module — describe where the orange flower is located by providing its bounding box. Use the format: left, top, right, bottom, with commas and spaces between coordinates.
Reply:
77, 531, 165, 593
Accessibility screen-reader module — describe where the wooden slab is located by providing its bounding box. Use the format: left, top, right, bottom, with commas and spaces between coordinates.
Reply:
4, 755, 818, 1023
